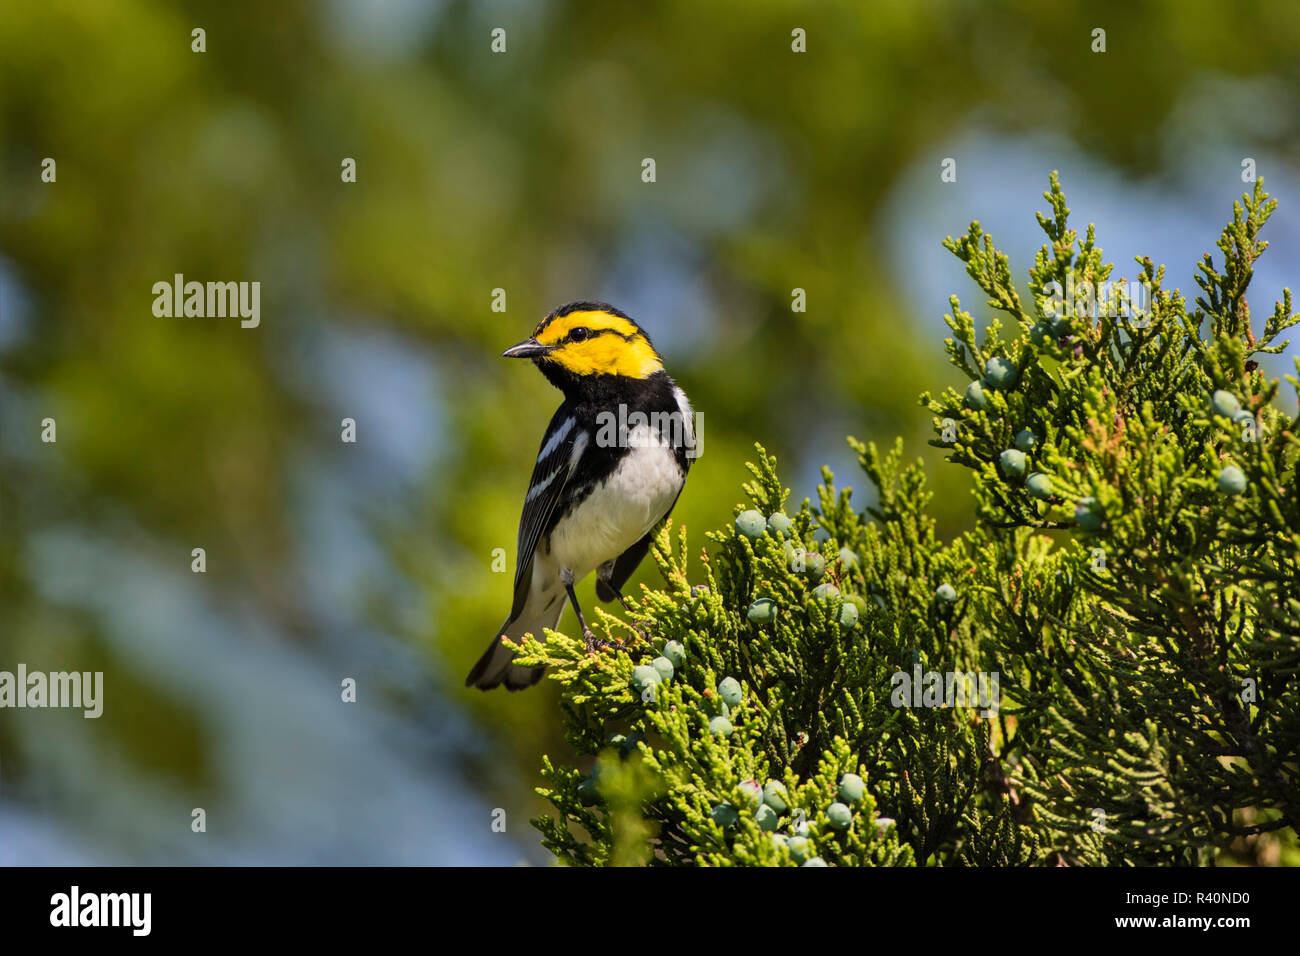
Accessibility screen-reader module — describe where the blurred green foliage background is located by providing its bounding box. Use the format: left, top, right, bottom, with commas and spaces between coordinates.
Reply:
2, 0, 1299, 863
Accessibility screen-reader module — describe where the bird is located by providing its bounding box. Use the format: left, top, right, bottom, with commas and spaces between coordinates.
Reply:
465, 301, 697, 691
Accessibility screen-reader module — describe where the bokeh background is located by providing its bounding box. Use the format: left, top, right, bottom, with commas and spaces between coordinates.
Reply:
3, 0, 1299, 865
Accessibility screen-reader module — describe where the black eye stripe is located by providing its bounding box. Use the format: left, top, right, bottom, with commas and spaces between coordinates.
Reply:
565, 327, 635, 344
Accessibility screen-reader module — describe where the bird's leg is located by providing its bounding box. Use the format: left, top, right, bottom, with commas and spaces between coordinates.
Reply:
596, 564, 653, 649
562, 570, 614, 654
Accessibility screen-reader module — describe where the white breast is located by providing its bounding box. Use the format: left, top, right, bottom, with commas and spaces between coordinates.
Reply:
546, 426, 684, 578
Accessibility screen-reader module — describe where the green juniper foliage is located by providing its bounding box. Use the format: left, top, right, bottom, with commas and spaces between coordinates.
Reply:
515, 175, 1300, 866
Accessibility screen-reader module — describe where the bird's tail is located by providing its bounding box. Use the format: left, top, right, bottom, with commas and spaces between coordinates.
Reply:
464, 632, 545, 691
465, 594, 566, 690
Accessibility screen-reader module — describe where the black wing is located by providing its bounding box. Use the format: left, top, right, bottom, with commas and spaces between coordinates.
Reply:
508, 405, 585, 619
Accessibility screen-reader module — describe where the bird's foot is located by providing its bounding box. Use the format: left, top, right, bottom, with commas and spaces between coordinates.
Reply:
584, 630, 619, 655
616, 601, 654, 648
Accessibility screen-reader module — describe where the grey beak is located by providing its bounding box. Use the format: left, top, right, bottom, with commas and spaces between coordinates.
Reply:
502, 338, 551, 359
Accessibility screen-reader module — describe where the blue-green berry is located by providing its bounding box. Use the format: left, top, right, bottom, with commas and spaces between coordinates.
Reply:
999, 448, 1028, 478
1074, 497, 1104, 531
1026, 472, 1054, 500
965, 380, 991, 410
755, 804, 780, 831
578, 774, 600, 806
708, 715, 734, 738
984, 357, 1018, 389
839, 602, 859, 629
631, 665, 661, 694
1029, 322, 1051, 347
763, 781, 790, 814
1210, 389, 1241, 418
736, 509, 766, 538
662, 640, 686, 668
802, 856, 828, 867
1218, 465, 1247, 496
813, 582, 840, 602
766, 512, 793, 538
787, 835, 811, 863
711, 802, 738, 827
1049, 316, 1071, 337
837, 773, 866, 804
1014, 428, 1038, 453
1231, 408, 1255, 425
718, 677, 744, 707
738, 779, 762, 807
805, 551, 827, 580
619, 732, 644, 758
826, 802, 853, 830
936, 583, 957, 603
651, 656, 674, 683
838, 547, 859, 568
747, 597, 777, 624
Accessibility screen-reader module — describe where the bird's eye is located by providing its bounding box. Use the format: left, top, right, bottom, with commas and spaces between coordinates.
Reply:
569, 327, 591, 343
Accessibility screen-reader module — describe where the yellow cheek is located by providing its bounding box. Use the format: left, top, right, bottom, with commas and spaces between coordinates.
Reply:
551, 338, 662, 377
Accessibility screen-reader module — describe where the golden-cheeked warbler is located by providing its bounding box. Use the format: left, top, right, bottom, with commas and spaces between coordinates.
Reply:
466, 302, 697, 691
